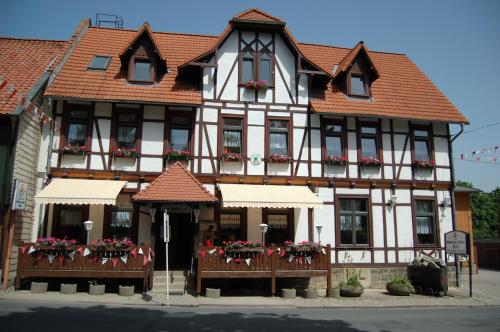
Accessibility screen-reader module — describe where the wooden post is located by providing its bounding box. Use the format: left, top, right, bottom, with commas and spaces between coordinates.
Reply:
196, 245, 202, 295
271, 245, 276, 296
326, 244, 332, 297
2, 210, 15, 290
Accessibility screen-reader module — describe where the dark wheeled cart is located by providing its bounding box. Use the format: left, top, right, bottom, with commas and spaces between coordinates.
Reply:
407, 264, 448, 296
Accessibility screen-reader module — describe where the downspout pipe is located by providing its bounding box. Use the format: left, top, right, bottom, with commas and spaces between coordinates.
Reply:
449, 123, 464, 287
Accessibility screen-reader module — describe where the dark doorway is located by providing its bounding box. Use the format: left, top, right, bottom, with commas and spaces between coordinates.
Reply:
154, 212, 194, 269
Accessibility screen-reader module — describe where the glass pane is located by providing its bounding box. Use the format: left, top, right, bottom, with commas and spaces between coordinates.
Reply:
111, 211, 132, 228
269, 132, 288, 155
351, 76, 366, 95
170, 128, 189, 150
339, 199, 351, 212
259, 58, 272, 83
340, 215, 353, 244
60, 209, 82, 226
223, 118, 242, 127
416, 216, 435, 244
223, 130, 241, 154
171, 116, 190, 126
354, 199, 368, 212
67, 123, 87, 146
89, 56, 110, 70
416, 200, 434, 213
118, 112, 137, 122
355, 215, 368, 244
325, 136, 342, 157
133, 60, 151, 81
361, 127, 377, 134
242, 58, 254, 82
325, 124, 342, 133
220, 214, 242, 242
266, 214, 289, 244
270, 120, 288, 130
414, 130, 429, 137
69, 110, 88, 120
361, 137, 378, 159
117, 126, 136, 148
415, 140, 430, 161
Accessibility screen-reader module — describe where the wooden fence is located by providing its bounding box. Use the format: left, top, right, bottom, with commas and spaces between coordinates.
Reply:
475, 240, 500, 270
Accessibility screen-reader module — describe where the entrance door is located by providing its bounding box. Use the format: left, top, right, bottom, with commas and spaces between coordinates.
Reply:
154, 212, 194, 269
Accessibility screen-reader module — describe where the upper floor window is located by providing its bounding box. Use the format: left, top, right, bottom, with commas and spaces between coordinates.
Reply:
268, 119, 289, 157
132, 59, 152, 82
88, 55, 111, 70
222, 117, 244, 158
414, 199, 437, 245
338, 198, 369, 246
350, 74, 367, 96
66, 110, 90, 148
169, 115, 191, 151
241, 52, 254, 83
240, 52, 273, 86
323, 121, 344, 161
116, 111, 138, 149
413, 128, 431, 161
359, 124, 380, 162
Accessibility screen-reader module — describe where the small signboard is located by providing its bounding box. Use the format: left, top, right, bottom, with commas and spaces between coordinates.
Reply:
10, 179, 27, 211
445, 230, 469, 255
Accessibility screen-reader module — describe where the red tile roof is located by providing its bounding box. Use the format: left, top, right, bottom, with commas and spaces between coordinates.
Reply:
0, 38, 65, 115
132, 162, 217, 202
232, 8, 284, 23
334, 41, 379, 79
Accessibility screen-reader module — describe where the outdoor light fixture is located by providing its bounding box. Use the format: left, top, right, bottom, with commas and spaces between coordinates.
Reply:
259, 223, 269, 246
440, 197, 451, 208
193, 206, 200, 224
83, 220, 93, 245
149, 207, 157, 222
315, 225, 323, 243
387, 194, 398, 207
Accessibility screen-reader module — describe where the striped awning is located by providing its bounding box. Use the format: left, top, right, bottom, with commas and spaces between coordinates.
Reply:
218, 184, 323, 209
35, 179, 127, 205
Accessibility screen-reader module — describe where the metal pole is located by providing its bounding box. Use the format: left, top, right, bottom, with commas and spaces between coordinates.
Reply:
164, 209, 169, 306
86, 230, 90, 245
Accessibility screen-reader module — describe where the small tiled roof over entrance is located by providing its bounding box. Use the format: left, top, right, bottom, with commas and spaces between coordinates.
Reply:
132, 162, 217, 203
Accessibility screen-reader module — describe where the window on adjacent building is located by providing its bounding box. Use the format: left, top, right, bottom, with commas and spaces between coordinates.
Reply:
264, 208, 293, 245
413, 129, 431, 161
222, 117, 243, 155
338, 198, 369, 246
132, 59, 152, 82
88, 55, 111, 70
324, 123, 344, 158
415, 200, 437, 245
359, 125, 380, 160
110, 209, 134, 240
220, 209, 246, 242
350, 74, 368, 96
269, 119, 289, 156
66, 110, 89, 148
169, 115, 191, 151
116, 111, 138, 149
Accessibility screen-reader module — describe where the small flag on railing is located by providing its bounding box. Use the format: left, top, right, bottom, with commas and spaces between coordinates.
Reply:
130, 248, 137, 257
208, 249, 216, 255
83, 248, 91, 257
68, 251, 75, 261
101, 257, 109, 265
306, 256, 312, 265
267, 249, 273, 256
138, 247, 144, 256
120, 254, 128, 264
199, 250, 206, 257
245, 258, 251, 266
48, 254, 56, 264
28, 246, 36, 254
218, 248, 224, 256
58, 255, 64, 265
288, 255, 295, 262
112, 257, 118, 268
226, 257, 232, 263
20, 245, 28, 255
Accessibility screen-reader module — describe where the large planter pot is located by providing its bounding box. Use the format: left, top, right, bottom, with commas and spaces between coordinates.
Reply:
282, 288, 296, 299
386, 283, 412, 296
31, 282, 48, 293
205, 288, 221, 299
89, 284, 105, 295
119, 285, 135, 297
304, 289, 318, 299
340, 285, 364, 297
331, 287, 341, 298
60, 283, 77, 294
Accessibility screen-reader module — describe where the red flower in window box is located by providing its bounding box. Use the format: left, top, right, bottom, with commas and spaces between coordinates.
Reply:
358, 157, 381, 167
62, 144, 87, 156
413, 159, 435, 169
268, 153, 291, 163
165, 148, 191, 161
324, 155, 347, 166
112, 146, 138, 159
246, 80, 269, 91
222, 152, 243, 162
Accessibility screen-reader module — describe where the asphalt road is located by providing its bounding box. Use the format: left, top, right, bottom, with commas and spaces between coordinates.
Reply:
0, 299, 499, 332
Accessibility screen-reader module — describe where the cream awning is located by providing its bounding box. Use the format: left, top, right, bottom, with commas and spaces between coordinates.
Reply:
35, 179, 127, 205
218, 184, 323, 209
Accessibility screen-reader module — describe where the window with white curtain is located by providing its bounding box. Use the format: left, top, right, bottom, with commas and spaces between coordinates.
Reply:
415, 200, 436, 245
222, 117, 243, 155
269, 120, 289, 156
110, 209, 133, 239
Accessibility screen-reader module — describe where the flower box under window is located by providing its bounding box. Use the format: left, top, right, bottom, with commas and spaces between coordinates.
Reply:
165, 148, 191, 161
246, 80, 269, 91
112, 146, 138, 159
324, 155, 347, 166
268, 153, 291, 164
222, 152, 243, 162
62, 144, 87, 156
358, 157, 381, 167
413, 159, 435, 169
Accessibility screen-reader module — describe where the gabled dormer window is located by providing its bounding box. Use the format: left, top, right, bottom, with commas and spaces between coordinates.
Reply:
349, 74, 368, 96
239, 51, 274, 88
132, 58, 152, 82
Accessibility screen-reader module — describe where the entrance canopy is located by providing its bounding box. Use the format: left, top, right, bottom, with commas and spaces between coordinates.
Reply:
35, 179, 127, 205
218, 184, 323, 209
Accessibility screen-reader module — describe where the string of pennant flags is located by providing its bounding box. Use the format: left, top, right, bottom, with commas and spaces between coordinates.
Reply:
459, 145, 499, 163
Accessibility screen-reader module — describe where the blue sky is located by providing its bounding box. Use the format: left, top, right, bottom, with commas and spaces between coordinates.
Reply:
1, 0, 499, 191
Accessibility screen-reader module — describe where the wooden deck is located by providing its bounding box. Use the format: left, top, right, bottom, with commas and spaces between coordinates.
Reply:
197, 244, 332, 296
15, 242, 154, 291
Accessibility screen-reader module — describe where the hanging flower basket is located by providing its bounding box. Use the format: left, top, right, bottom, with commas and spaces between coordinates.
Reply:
246, 80, 269, 91
222, 152, 243, 162
358, 157, 381, 167
268, 153, 291, 164
62, 144, 87, 156
324, 155, 347, 166
413, 159, 435, 169
112, 146, 138, 159
165, 148, 191, 161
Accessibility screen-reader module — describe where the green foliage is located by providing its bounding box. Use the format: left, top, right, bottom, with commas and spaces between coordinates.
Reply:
387, 275, 412, 287
345, 271, 362, 287
456, 181, 500, 239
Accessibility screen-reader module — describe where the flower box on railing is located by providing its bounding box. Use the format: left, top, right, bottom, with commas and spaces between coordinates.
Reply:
324, 155, 347, 166
165, 148, 191, 161
112, 146, 138, 159
89, 238, 134, 252
268, 154, 291, 164
245, 80, 269, 91
222, 240, 264, 252
62, 144, 87, 156
358, 157, 381, 167
35, 237, 77, 250
413, 159, 435, 169
284, 240, 322, 256
222, 152, 243, 162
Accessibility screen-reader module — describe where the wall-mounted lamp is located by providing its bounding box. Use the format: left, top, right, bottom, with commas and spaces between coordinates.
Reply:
315, 225, 323, 243
439, 197, 451, 208
83, 220, 93, 245
259, 223, 269, 246
386, 194, 398, 207
193, 206, 200, 224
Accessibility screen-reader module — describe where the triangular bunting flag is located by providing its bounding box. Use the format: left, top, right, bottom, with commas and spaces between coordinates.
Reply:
226, 257, 232, 263
20, 245, 29, 255
245, 258, 251, 266
143, 255, 149, 266
200, 250, 206, 257
208, 249, 216, 255
288, 255, 295, 262
28, 246, 36, 254
306, 256, 312, 265
234, 258, 241, 263
68, 251, 75, 261
112, 257, 118, 268
83, 248, 91, 257
120, 255, 128, 264
130, 248, 137, 257
58, 255, 64, 265
218, 248, 224, 256
321, 248, 326, 255
280, 249, 286, 257
48, 254, 56, 264
76, 247, 84, 255
267, 249, 273, 256
148, 248, 155, 257
148, 253, 152, 263
101, 257, 109, 265
138, 248, 144, 255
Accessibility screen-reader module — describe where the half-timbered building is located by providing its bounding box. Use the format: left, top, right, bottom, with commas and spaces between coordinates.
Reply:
32, 9, 468, 289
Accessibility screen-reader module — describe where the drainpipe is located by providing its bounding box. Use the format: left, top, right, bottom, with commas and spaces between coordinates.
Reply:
449, 123, 464, 287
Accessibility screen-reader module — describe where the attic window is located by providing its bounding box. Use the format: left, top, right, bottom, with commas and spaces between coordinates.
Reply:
350, 75, 367, 96
88, 56, 111, 70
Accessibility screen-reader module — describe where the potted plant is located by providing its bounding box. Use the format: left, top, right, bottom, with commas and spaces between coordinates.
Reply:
222, 152, 243, 162
324, 155, 347, 166
165, 148, 191, 161
386, 275, 413, 296
62, 143, 87, 156
246, 80, 269, 91
268, 153, 291, 164
88, 280, 105, 295
112, 146, 138, 159
413, 159, 435, 169
358, 157, 381, 167
339, 271, 364, 297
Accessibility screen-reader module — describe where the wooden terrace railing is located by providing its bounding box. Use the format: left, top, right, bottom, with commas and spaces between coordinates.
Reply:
197, 244, 332, 296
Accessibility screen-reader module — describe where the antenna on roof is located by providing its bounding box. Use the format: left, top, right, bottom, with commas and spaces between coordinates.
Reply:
95, 13, 124, 29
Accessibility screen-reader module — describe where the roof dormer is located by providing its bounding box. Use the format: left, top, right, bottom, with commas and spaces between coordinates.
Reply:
334, 41, 379, 98
119, 22, 166, 84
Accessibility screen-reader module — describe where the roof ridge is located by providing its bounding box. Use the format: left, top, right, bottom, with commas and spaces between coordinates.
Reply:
0, 36, 66, 43
298, 41, 407, 56
233, 8, 284, 22
88, 26, 219, 39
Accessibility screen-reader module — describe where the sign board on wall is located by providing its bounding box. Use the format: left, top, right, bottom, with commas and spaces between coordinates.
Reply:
445, 231, 469, 255
10, 179, 27, 211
